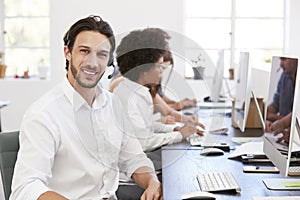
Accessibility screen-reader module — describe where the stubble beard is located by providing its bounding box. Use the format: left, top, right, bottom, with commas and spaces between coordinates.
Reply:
70, 59, 104, 88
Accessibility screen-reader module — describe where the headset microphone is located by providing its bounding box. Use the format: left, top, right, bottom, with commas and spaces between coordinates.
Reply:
107, 64, 116, 79
107, 74, 113, 79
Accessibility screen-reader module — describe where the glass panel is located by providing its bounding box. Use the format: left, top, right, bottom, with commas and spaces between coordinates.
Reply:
185, 19, 231, 49
185, 0, 231, 17
5, 17, 49, 47
5, 48, 50, 77
5, 0, 49, 16
233, 49, 282, 71
236, 0, 284, 17
235, 19, 283, 49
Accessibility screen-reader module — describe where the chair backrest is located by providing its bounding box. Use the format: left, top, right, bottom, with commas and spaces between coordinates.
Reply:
0, 131, 19, 200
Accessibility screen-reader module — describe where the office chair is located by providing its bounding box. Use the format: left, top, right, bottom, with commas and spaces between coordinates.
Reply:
0, 131, 19, 200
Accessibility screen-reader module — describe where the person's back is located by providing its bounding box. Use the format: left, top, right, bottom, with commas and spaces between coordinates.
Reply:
114, 77, 182, 151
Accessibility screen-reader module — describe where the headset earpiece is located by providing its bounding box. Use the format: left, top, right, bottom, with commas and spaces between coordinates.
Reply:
107, 63, 115, 79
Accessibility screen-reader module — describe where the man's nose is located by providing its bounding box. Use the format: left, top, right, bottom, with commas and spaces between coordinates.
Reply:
85, 53, 99, 66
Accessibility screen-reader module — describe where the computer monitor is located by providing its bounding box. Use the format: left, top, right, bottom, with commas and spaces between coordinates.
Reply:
232, 52, 252, 132
209, 50, 225, 102
262, 56, 300, 190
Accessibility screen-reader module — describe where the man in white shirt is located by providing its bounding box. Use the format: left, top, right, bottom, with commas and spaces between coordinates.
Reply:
10, 15, 161, 200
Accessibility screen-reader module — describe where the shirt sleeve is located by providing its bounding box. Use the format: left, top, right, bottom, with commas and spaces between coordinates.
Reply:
10, 112, 59, 200
114, 103, 155, 179
113, 84, 182, 152
271, 74, 283, 112
128, 102, 182, 151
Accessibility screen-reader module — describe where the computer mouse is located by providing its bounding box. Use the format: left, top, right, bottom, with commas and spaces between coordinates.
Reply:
181, 191, 216, 200
199, 148, 225, 156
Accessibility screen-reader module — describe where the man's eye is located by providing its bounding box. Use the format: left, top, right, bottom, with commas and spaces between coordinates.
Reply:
80, 49, 89, 54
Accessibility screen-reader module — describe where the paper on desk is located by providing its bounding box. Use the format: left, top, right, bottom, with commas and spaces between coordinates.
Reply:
231, 137, 263, 144
228, 141, 264, 159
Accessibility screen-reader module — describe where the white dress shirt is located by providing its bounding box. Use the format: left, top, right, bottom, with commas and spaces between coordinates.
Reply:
113, 78, 182, 152
10, 78, 154, 200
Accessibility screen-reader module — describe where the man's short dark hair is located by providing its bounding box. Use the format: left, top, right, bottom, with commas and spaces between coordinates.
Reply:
63, 15, 115, 70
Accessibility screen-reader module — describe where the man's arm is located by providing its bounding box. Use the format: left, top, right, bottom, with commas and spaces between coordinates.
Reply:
266, 104, 282, 122
131, 167, 162, 200
153, 94, 200, 124
270, 112, 292, 131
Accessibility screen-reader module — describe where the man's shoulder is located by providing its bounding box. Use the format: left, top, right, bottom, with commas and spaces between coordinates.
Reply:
26, 83, 65, 114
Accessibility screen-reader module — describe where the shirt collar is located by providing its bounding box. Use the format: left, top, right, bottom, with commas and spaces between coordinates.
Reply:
62, 77, 108, 111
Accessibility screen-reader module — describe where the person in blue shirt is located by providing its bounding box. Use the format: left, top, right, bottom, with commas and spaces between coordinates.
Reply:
266, 57, 298, 143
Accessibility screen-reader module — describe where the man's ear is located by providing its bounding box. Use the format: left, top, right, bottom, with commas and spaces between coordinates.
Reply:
64, 46, 71, 61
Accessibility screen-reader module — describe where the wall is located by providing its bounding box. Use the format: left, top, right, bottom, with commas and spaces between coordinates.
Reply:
0, 0, 184, 131
0, 0, 300, 131
285, 0, 300, 57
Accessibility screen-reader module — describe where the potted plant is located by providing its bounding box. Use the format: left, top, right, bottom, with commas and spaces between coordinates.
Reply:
191, 54, 206, 80
0, 51, 7, 78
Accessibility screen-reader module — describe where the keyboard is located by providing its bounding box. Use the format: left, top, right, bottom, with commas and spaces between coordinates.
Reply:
189, 136, 204, 146
197, 101, 232, 109
288, 166, 300, 176
197, 172, 241, 193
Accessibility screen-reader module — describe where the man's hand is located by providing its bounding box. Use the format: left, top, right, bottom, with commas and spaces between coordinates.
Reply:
179, 98, 197, 109
265, 120, 273, 133
274, 127, 290, 144
157, 115, 176, 124
132, 167, 162, 200
182, 115, 205, 128
140, 179, 162, 200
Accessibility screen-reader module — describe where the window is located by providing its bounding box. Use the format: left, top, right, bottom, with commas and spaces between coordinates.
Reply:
184, 0, 284, 78
0, 0, 50, 78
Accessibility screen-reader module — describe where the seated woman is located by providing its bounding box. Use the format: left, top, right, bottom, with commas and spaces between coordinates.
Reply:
155, 50, 197, 111
110, 41, 199, 125
113, 28, 204, 153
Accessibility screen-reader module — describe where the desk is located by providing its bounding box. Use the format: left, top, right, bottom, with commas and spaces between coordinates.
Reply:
162, 109, 300, 199
162, 148, 300, 199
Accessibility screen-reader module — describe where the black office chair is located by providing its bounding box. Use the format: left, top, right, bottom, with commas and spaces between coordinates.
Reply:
0, 131, 19, 200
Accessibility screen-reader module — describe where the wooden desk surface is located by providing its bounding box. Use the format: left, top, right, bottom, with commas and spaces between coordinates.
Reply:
162, 149, 300, 200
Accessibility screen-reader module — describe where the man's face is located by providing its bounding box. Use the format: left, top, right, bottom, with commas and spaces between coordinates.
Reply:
66, 31, 111, 88
280, 57, 298, 76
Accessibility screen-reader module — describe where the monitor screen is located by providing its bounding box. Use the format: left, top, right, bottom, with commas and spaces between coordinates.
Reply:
263, 56, 299, 176
210, 50, 225, 102
232, 52, 252, 132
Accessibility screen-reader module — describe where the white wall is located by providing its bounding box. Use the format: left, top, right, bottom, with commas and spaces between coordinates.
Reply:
0, 0, 300, 131
285, 0, 300, 57
0, 0, 184, 131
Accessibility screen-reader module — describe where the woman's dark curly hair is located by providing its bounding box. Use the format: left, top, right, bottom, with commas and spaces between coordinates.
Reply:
116, 28, 169, 82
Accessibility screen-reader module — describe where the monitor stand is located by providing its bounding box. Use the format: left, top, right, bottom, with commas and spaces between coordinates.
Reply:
232, 127, 264, 137
263, 178, 300, 190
